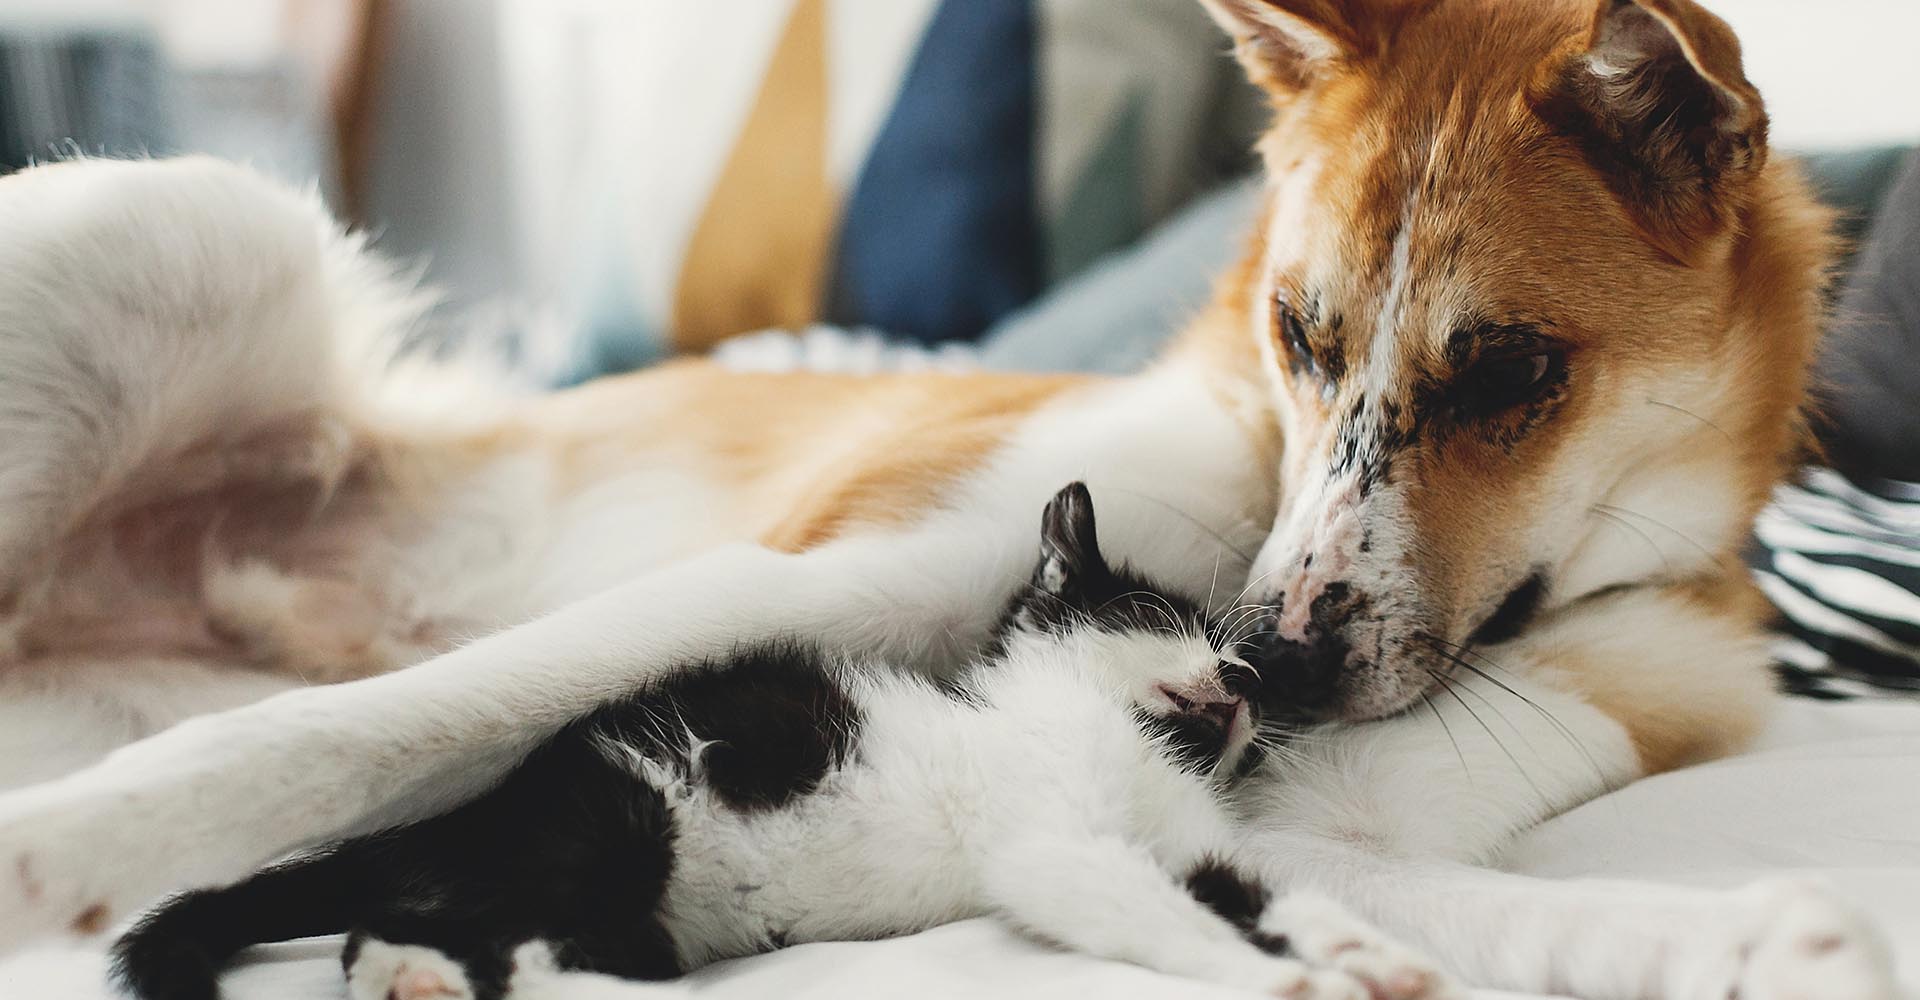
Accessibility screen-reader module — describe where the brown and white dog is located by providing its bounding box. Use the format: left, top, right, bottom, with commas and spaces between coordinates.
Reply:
0, 0, 1896, 997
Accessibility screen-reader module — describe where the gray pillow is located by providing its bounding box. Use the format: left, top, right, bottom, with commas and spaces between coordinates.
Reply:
978, 179, 1258, 375
1818, 149, 1920, 483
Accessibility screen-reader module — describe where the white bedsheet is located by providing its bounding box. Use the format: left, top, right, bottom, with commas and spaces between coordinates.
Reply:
4, 697, 1915, 1000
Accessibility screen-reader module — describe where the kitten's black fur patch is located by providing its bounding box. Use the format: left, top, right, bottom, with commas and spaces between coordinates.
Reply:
600, 642, 862, 812
1183, 857, 1289, 955
1184, 857, 1270, 930
1248, 929, 1293, 957
1137, 708, 1233, 775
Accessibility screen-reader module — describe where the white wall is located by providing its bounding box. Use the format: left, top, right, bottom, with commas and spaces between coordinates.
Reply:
1718, 0, 1920, 149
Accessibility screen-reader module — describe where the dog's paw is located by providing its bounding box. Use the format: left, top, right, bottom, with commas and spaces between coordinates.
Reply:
1257, 892, 1463, 1000
0, 704, 325, 949
0, 794, 127, 947
346, 938, 475, 1000
1708, 879, 1897, 1000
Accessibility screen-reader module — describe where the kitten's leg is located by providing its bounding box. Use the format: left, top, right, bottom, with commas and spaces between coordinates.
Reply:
977, 832, 1369, 999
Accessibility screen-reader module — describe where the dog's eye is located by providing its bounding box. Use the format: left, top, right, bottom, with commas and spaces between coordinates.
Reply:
1463, 347, 1565, 412
1275, 300, 1316, 377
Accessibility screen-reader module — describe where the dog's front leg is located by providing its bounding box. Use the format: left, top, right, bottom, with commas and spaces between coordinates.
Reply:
1246, 670, 1896, 1000
0, 531, 1017, 950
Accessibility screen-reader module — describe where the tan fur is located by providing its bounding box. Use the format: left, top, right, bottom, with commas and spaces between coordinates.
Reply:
1536, 576, 1777, 774
523, 361, 1092, 552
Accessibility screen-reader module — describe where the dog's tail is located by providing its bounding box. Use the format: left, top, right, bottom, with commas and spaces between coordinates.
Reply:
110, 841, 376, 1000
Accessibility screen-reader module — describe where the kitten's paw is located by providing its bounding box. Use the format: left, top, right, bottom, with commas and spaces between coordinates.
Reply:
1258, 892, 1463, 1000
1237, 957, 1370, 1000
503, 940, 565, 998
1705, 879, 1896, 1000
504, 940, 684, 999
347, 938, 476, 1000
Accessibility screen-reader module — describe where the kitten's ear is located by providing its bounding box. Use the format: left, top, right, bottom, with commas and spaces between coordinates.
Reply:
1035, 482, 1109, 598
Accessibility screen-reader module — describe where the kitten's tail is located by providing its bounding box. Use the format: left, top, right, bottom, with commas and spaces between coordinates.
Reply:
109, 841, 374, 1000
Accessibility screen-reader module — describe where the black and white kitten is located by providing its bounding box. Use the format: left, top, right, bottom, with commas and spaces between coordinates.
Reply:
113, 483, 1450, 1000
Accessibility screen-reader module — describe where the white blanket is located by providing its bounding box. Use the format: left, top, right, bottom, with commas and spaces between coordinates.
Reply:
4, 696, 1915, 1000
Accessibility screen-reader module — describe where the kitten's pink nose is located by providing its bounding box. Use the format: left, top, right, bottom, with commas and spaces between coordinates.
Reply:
1157, 685, 1243, 728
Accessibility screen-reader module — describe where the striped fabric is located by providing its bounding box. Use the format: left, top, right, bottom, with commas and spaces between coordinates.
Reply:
1754, 468, 1920, 699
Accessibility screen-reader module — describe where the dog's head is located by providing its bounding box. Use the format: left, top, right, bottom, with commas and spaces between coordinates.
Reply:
1198, 0, 1833, 720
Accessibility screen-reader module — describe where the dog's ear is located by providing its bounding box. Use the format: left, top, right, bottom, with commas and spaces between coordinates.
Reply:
1536, 0, 1767, 251
1197, 0, 1368, 94
1034, 482, 1110, 599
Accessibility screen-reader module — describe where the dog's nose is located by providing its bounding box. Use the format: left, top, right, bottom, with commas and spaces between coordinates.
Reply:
1242, 623, 1345, 713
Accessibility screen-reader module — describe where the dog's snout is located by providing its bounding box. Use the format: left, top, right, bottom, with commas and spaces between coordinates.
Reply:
1243, 621, 1346, 713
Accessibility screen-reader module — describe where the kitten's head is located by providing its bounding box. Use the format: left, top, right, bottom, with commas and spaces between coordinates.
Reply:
998, 482, 1267, 780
